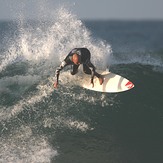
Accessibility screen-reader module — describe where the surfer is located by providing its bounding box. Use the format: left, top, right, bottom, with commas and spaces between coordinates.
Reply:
53, 48, 104, 88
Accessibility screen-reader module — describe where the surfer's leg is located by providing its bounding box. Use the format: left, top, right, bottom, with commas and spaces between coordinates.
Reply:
83, 64, 91, 74
71, 64, 79, 75
94, 71, 101, 78
94, 72, 104, 85
95, 72, 104, 85
83, 64, 104, 85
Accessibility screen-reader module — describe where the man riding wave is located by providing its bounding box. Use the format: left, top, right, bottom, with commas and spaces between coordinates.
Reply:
54, 48, 104, 88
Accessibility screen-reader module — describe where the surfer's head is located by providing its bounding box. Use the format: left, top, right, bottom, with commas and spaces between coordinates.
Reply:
72, 53, 81, 65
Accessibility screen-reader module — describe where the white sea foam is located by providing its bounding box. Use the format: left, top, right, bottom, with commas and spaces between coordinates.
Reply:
0, 126, 57, 163
43, 116, 93, 132
0, 78, 54, 121
66, 119, 93, 132
0, 75, 40, 88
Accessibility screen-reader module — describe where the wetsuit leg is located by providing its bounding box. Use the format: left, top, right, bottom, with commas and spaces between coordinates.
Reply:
83, 63, 101, 78
71, 64, 79, 75
83, 64, 91, 75
94, 71, 101, 78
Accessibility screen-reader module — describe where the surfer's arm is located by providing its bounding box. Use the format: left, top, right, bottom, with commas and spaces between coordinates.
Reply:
55, 61, 67, 83
54, 55, 73, 88
90, 67, 95, 86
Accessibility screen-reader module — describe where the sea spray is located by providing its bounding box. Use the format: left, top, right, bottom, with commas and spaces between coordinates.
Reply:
0, 7, 112, 74
0, 7, 112, 121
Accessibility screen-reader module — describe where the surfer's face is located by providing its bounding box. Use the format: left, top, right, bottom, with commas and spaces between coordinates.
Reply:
72, 54, 80, 65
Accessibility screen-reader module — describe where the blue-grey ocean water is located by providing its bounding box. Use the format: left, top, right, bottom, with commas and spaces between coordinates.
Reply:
0, 9, 163, 163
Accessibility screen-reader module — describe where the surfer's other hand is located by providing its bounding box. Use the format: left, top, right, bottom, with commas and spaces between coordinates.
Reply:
99, 76, 104, 85
91, 82, 94, 88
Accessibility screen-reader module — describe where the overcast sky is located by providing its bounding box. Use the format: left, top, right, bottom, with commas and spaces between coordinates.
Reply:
0, 0, 163, 20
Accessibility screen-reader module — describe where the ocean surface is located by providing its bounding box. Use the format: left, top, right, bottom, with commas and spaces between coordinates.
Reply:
0, 9, 163, 163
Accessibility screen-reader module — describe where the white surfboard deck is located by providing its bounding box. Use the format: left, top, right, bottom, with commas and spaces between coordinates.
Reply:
79, 70, 134, 93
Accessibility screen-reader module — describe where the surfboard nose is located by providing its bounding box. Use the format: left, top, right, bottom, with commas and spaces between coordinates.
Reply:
125, 81, 134, 89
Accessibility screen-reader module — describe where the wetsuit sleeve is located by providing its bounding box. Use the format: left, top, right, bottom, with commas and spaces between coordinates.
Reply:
55, 61, 67, 83
55, 54, 73, 83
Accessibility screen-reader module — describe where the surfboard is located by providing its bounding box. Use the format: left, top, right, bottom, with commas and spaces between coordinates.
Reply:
80, 70, 134, 93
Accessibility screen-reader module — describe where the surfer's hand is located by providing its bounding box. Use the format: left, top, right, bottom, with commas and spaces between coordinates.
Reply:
99, 76, 104, 85
90, 78, 94, 88
53, 82, 58, 88
91, 81, 94, 88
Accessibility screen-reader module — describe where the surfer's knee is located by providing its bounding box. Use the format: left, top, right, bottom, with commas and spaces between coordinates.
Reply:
84, 70, 91, 75
71, 70, 78, 75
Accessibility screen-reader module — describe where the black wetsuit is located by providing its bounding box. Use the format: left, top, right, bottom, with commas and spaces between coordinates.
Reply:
55, 48, 101, 83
